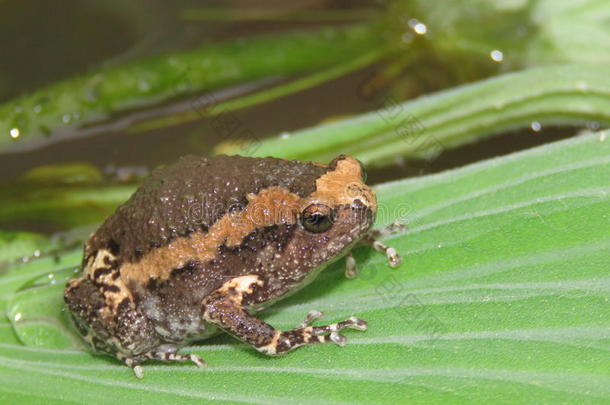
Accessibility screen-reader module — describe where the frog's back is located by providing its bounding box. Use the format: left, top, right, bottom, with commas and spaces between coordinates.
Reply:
86, 155, 328, 264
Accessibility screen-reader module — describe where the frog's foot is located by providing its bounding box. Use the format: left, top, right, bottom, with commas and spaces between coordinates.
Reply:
361, 221, 406, 269
124, 346, 206, 378
202, 276, 367, 356
304, 315, 368, 347
256, 315, 367, 354
344, 251, 359, 278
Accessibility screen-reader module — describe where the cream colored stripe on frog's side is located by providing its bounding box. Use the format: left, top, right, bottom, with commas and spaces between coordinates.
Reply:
119, 186, 303, 284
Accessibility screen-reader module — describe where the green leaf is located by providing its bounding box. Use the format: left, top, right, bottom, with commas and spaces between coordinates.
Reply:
1, 131, 608, 403
527, 0, 610, 65
242, 64, 610, 166
0, 231, 58, 267
0, 178, 136, 229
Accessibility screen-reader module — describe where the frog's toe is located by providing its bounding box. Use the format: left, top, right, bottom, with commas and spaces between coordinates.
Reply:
329, 332, 347, 346
311, 316, 368, 347
133, 364, 144, 379
122, 357, 145, 379
153, 351, 207, 368
299, 309, 324, 328
344, 251, 358, 278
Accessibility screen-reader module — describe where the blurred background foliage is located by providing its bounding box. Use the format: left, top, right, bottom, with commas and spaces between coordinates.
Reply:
0, 0, 608, 232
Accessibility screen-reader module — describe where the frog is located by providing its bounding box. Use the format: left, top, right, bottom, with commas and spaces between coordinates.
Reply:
64, 154, 403, 378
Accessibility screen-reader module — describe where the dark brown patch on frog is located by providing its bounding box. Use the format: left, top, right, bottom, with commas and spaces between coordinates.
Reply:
107, 239, 121, 256
64, 277, 106, 330
101, 284, 121, 293
145, 277, 159, 291
103, 255, 119, 269
170, 259, 200, 278
93, 267, 112, 280
87, 155, 329, 265
117, 297, 131, 317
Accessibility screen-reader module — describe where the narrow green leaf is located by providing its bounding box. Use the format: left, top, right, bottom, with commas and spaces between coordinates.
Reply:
0, 131, 607, 403
527, 0, 610, 65
244, 64, 610, 166
0, 183, 135, 229
0, 23, 383, 153
0, 231, 58, 267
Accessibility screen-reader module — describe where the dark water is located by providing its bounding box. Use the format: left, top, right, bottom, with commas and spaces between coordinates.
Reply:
0, 0, 577, 186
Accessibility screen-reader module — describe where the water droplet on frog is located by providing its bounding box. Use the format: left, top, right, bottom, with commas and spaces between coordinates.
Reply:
280, 132, 291, 139
62, 114, 72, 124
9, 128, 20, 139
33, 104, 43, 114
33, 250, 41, 257
531, 121, 542, 132
14, 313, 22, 322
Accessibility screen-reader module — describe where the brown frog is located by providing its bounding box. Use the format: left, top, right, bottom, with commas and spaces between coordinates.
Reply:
64, 154, 402, 378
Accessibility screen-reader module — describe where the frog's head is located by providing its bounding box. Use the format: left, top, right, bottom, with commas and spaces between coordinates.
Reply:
288, 155, 377, 270
300, 154, 375, 234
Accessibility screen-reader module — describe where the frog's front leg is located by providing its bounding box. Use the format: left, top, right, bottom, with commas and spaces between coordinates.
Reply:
362, 221, 406, 268
202, 275, 367, 355
344, 221, 406, 277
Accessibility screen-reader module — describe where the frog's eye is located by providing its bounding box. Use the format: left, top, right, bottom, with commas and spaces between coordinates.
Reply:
300, 204, 334, 233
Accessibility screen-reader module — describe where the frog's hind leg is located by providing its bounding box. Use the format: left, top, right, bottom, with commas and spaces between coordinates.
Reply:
202, 275, 367, 356
122, 345, 206, 378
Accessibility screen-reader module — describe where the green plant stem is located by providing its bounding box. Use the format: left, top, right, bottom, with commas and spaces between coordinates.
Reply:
130, 48, 391, 134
